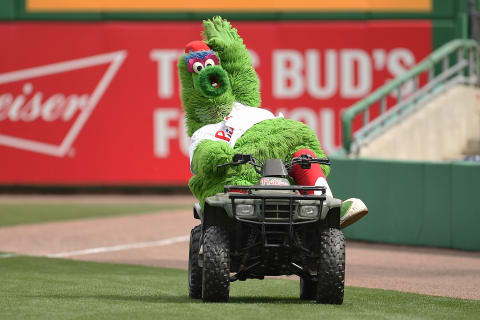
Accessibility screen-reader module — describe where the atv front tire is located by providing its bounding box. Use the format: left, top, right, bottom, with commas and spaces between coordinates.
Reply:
188, 225, 202, 299
202, 225, 230, 302
316, 228, 345, 304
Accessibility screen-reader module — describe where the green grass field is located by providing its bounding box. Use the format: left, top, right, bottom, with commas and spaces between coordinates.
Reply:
1, 202, 478, 319
1, 255, 478, 320
0, 203, 191, 227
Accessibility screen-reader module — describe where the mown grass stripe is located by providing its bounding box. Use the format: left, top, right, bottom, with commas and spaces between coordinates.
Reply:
0, 203, 191, 227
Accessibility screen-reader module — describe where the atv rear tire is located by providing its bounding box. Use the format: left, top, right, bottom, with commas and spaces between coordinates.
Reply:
300, 277, 317, 300
188, 225, 202, 299
316, 228, 345, 304
202, 225, 230, 302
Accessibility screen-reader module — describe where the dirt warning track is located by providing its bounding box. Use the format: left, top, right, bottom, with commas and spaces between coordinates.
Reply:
0, 196, 479, 300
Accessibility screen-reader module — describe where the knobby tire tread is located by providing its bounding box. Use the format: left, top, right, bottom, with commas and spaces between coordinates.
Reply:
316, 228, 345, 304
188, 225, 203, 299
202, 225, 230, 302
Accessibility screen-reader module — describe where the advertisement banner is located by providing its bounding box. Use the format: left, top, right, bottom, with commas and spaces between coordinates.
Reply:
0, 21, 431, 184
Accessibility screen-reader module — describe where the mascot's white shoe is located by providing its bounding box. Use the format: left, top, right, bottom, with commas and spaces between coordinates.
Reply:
340, 198, 368, 229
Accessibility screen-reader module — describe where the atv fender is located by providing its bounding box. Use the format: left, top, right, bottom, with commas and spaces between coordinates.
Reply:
203, 196, 233, 228
321, 196, 341, 220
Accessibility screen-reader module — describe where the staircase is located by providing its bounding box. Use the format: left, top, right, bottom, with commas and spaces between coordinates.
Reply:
341, 39, 480, 162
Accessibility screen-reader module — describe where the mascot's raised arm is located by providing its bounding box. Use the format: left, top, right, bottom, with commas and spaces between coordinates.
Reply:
178, 17, 367, 229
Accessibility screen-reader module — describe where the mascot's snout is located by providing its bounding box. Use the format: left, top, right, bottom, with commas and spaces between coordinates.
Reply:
184, 40, 230, 98
196, 65, 229, 98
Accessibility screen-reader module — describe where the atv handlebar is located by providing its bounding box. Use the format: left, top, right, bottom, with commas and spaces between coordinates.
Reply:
217, 154, 263, 174
217, 153, 330, 174
284, 154, 331, 171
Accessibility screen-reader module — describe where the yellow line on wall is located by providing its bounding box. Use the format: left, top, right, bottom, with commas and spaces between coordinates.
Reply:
27, 0, 432, 12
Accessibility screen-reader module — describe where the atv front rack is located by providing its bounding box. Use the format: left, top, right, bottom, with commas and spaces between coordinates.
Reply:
224, 184, 327, 194
225, 185, 327, 226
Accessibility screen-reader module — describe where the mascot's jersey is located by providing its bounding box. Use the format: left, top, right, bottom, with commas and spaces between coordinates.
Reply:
189, 102, 279, 173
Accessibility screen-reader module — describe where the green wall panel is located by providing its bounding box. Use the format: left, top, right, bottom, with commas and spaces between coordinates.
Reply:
420, 162, 452, 247
432, 0, 457, 18
328, 158, 356, 199
433, 20, 457, 50
330, 157, 480, 251
352, 160, 392, 243
329, 159, 391, 243
451, 162, 480, 250
386, 162, 424, 245
0, 0, 15, 20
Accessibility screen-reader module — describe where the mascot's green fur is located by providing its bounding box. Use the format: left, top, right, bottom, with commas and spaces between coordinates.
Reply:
178, 17, 330, 205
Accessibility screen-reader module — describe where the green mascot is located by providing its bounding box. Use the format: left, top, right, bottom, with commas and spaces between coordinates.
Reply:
178, 17, 367, 228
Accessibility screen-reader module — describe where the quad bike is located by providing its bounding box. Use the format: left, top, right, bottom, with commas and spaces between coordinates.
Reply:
188, 154, 345, 304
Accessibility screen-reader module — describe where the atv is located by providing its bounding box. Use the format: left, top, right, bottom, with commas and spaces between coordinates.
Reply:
188, 154, 345, 304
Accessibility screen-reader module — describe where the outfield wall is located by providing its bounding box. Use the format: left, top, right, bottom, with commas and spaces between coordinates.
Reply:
328, 157, 480, 251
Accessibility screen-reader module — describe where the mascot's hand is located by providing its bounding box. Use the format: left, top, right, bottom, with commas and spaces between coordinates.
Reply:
203, 16, 242, 52
192, 140, 235, 176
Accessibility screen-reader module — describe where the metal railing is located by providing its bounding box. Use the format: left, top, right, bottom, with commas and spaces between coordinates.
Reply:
342, 39, 480, 155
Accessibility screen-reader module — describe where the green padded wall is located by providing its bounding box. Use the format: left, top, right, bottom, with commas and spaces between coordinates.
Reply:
451, 162, 480, 250
0, 0, 15, 20
329, 157, 480, 251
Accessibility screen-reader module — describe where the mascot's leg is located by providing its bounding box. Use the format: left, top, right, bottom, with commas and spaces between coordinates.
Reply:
289, 149, 333, 197
289, 149, 368, 229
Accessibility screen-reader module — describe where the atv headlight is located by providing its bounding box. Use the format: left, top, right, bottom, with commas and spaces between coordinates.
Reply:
236, 204, 254, 216
299, 206, 318, 218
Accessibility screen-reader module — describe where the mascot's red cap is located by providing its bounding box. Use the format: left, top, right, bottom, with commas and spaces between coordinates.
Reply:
184, 40, 211, 53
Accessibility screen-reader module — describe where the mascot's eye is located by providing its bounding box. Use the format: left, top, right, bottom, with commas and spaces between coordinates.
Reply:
193, 61, 204, 74
204, 58, 216, 67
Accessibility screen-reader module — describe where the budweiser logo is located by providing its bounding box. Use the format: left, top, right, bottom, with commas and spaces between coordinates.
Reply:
0, 51, 127, 157
0, 82, 89, 122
